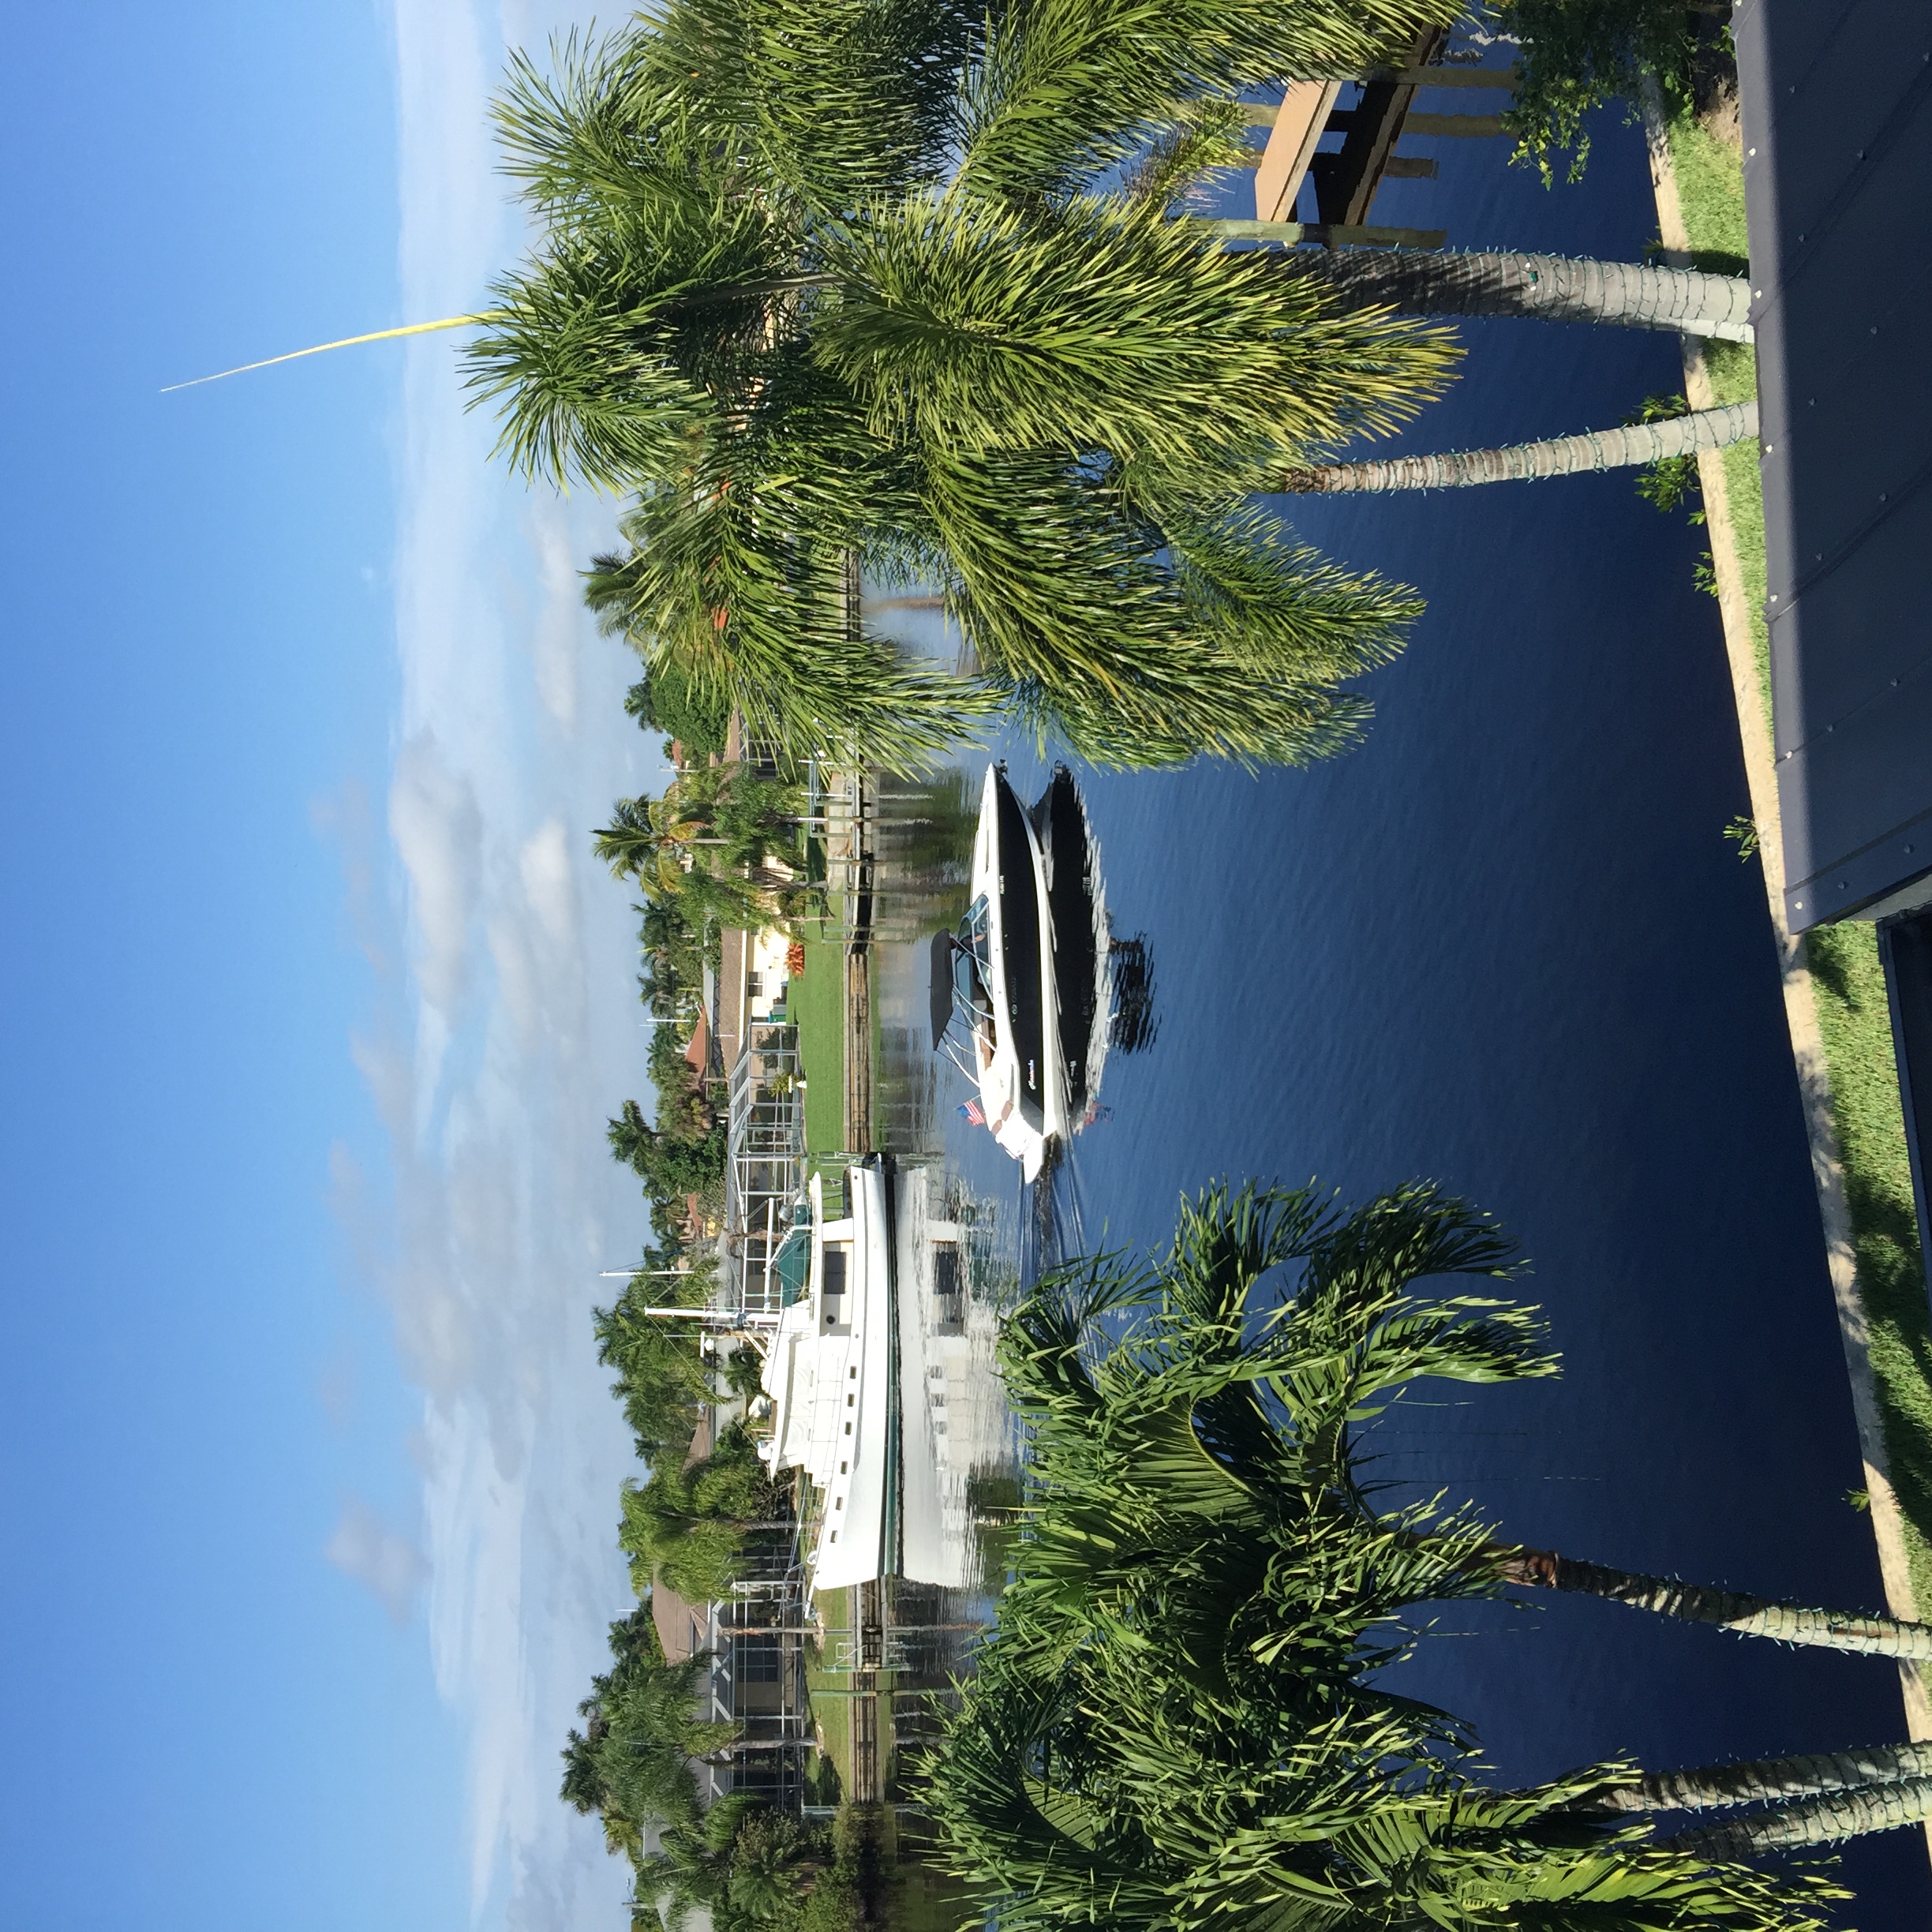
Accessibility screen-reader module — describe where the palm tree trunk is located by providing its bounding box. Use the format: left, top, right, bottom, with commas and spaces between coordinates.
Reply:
1490, 1541, 1932, 1658
1282, 402, 1756, 493
1260, 242, 1754, 342
1668, 1777, 1932, 1856
1591, 1742, 1932, 1814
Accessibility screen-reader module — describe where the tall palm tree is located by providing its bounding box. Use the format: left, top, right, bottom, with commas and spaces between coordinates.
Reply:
1000, 1181, 1932, 1661
181, 0, 1758, 768
618, 1422, 785, 1601
597, 766, 813, 929
562, 1605, 733, 1859
923, 1181, 1926, 1929
471, 12, 1750, 769
1285, 401, 1759, 493
639, 1792, 829, 1932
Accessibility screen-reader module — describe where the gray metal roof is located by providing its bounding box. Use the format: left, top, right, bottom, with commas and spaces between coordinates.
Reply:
1736, 0, 1932, 930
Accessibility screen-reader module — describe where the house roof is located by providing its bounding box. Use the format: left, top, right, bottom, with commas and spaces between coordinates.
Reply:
1739, 0, 1932, 927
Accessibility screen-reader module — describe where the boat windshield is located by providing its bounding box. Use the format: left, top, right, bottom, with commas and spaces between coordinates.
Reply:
953, 897, 993, 1024
767, 1193, 814, 1307
771, 1227, 811, 1306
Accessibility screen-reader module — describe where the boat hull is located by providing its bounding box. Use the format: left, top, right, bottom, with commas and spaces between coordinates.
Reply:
968, 766, 1065, 1179
758, 1161, 897, 1595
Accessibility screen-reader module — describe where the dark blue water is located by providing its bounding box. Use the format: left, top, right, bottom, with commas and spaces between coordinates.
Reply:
893, 110, 1931, 1922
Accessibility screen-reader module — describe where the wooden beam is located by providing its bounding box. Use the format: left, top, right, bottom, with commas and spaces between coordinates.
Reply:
1250, 79, 1342, 221
1200, 219, 1447, 249
1242, 65, 1517, 126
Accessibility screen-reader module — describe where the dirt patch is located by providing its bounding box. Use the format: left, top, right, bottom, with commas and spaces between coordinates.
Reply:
1690, 18, 1743, 152
1698, 70, 1743, 151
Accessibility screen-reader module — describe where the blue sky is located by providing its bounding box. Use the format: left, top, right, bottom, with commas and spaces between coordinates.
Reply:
0, 5, 658, 1927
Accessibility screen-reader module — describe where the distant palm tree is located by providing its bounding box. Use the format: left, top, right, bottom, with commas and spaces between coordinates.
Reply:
640, 1792, 829, 1932
618, 1422, 784, 1601
561, 1604, 733, 1859
596, 765, 811, 928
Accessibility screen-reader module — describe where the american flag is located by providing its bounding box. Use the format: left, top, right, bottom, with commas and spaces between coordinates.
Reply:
957, 1098, 986, 1126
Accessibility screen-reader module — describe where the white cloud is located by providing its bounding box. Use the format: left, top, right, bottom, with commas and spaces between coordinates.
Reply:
390, 733, 485, 1017
329, 2, 672, 1926
327, 1495, 432, 1625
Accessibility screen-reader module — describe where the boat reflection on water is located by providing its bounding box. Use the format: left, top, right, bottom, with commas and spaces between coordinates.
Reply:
751, 764, 1151, 1631
755, 1155, 1023, 1604
895, 1163, 1020, 1592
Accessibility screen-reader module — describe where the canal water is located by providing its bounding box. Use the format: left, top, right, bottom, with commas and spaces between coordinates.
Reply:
857, 112, 1931, 1920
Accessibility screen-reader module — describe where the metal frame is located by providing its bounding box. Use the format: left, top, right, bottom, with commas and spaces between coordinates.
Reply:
722, 1020, 805, 1320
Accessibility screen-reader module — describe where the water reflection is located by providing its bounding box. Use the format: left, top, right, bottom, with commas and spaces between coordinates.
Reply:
864, 762, 1140, 1631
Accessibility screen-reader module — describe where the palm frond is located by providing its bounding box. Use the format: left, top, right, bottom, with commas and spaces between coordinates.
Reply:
816, 193, 1456, 468
954, 0, 1452, 204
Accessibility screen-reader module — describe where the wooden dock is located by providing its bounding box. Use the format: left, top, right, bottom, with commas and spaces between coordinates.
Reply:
1247, 28, 1518, 244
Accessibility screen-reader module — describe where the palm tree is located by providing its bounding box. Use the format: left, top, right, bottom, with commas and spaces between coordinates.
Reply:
1284, 401, 1759, 493
562, 1605, 734, 1859
923, 1181, 1926, 1929
1000, 1180, 1932, 1662
595, 1264, 715, 1462
640, 1792, 831, 1932
181, 1, 1759, 768
607, 1098, 725, 1203
933, 1616, 1848, 1932
618, 1421, 786, 1601
597, 766, 815, 930
471, 12, 1762, 769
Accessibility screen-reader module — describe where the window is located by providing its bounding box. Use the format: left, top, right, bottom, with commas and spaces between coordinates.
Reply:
733, 1634, 781, 1684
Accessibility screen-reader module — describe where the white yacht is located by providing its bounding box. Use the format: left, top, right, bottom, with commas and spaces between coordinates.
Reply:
757, 1161, 896, 1593
938, 765, 1112, 1178
943, 766, 1066, 1180
894, 1166, 990, 1591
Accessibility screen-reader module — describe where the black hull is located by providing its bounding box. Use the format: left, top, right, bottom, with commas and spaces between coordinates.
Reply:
1032, 768, 1102, 1115
994, 770, 1047, 1120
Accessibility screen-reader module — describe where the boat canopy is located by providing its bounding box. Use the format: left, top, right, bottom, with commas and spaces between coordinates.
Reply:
767, 1195, 813, 1307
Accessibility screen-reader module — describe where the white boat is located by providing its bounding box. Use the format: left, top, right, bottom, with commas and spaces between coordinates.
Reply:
757, 1160, 897, 1594
943, 766, 1066, 1181
938, 765, 1116, 1177
894, 1166, 992, 1591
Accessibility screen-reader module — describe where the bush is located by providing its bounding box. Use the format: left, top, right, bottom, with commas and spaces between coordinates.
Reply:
627, 668, 732, 758
1494, 0, 1705, 181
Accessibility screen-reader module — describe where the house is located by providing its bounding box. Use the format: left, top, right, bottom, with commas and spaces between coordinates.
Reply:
1736, 0, 1932, 1279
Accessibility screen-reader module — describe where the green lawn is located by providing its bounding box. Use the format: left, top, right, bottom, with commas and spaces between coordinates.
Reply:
1663, 106, 1932, 1609
790, 930, 846, 1155
803, 1585, 857, 1797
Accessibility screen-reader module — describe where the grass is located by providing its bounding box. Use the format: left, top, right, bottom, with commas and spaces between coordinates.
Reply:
791, 931, 847, 1155
1808, 924, 1932, 1610
1661, 103, 1932, 1609
805, 1584, 857, 1793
